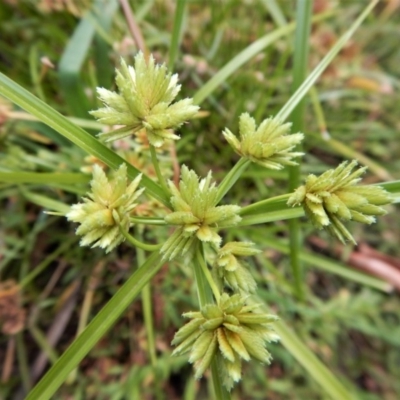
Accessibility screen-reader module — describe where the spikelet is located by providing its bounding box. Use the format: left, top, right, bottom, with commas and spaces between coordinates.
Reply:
287, 160, 393, 244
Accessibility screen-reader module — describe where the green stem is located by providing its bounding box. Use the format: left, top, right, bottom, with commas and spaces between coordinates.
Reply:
192, 243, 230, 400
136, 229, 157, 367
287, 0, 313, 301
240, 193, 291, 216
196, 248, 220, 302
130, 216, 166, 225
120, 228, 162, 252
276, 0, 379, 122
150, 144, 170, 196
168, 0, 187, 70
16, 332, 32, 392
216, 158, 250, 204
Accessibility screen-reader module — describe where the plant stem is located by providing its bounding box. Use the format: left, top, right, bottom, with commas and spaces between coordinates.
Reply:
240, 193, 291, 216
287, 0, 313, 301
192, 243, 230, 400
216, 158, 250, 204
150, 144, 170, 196
197, 249, 220, 302
120, 228, 162, 252
136, 229, 157, 367
168, 0, 187, 70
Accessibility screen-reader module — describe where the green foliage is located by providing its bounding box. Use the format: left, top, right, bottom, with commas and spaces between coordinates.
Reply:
0, 1, 399, 399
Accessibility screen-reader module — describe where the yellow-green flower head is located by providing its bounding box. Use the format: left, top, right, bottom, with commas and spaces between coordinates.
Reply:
222, 113, 304, 170
91, 52, 199, 147
161, 166, 241, 260
287, 160, 393, 244
214, 242, 260, 293
172, 293, 279, 390
66, 164, 144, 253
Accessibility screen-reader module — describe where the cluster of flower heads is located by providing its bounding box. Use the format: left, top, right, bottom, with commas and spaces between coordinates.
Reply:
66, 164, 144, 253
223, 112, 304, 170
91, 52, 199, 147
172, 293, 279, 390
65, 52, 394, 393
287, 160, 392, 244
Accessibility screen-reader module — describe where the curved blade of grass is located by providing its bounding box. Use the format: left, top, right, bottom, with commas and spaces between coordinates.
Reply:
168, 0, 187, 70
287, 0, 313, 301
276, 0, 379, 121
193, 11, 333, 105
274, 319, 354, 400
0, 172, 90, 185
26, 252, 165, 400
21, 189, 70, 214
248, 294, 360, 399
0, 72, 171, 207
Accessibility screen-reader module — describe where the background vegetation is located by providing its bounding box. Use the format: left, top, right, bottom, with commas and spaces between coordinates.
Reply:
0, 0, 399, 399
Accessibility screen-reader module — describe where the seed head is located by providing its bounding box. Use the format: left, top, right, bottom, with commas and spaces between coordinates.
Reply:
161, 166, 241, 260
287, 160, 393, 244
223, 113, 304, 170
91, 52, 199, 147
214, 242, 260, 293
66, 164, 144, 252
172, 293, 279, 390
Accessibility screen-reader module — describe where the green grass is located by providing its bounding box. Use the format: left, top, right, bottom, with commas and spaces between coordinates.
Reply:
0, 1, 399, 399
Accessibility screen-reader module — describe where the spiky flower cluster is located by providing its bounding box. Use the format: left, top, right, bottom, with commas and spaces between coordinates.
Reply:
161, 166, 241, 260
172, 293, 279, 390
214, 242, 260, 293
222, 113, 304, 170
287, 160, 392, 244
66, 164, 144, 252
91, 52, 199, 147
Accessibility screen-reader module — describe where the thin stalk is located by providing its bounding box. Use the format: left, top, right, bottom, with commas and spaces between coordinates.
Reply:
196, 250, 220, 302
130, 216, 166, 225
20, 238, 75, 288
192, 243, 230, 400
150, 144, 170, 196
16, 332, 32, 392
29, 325, 58, 364
136, 230, 157, 367
287, 0, 313, 301
120, 228, 162, 252
240, 193, 291, 216
309, 87, 392, 181
67, 261, 105, 384
276, 0, 380, 122
216, 158, 250, 204
168, 0, 187, 70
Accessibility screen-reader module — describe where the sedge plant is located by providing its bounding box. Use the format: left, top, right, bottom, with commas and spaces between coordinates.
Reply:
0, 1, 397, 398
63, 52, 391, 396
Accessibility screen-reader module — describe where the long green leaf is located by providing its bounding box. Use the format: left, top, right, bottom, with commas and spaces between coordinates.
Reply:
276, 0, 379, 121
0, 172, 90, 185
193, 11, 333, 105
26, 252, 165, 400
274, 319, 354, 400
0, 72, 171, 207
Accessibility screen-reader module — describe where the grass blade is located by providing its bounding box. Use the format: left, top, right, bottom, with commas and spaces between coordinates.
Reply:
26, 252, 165, 400
0, 72, 171, 207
